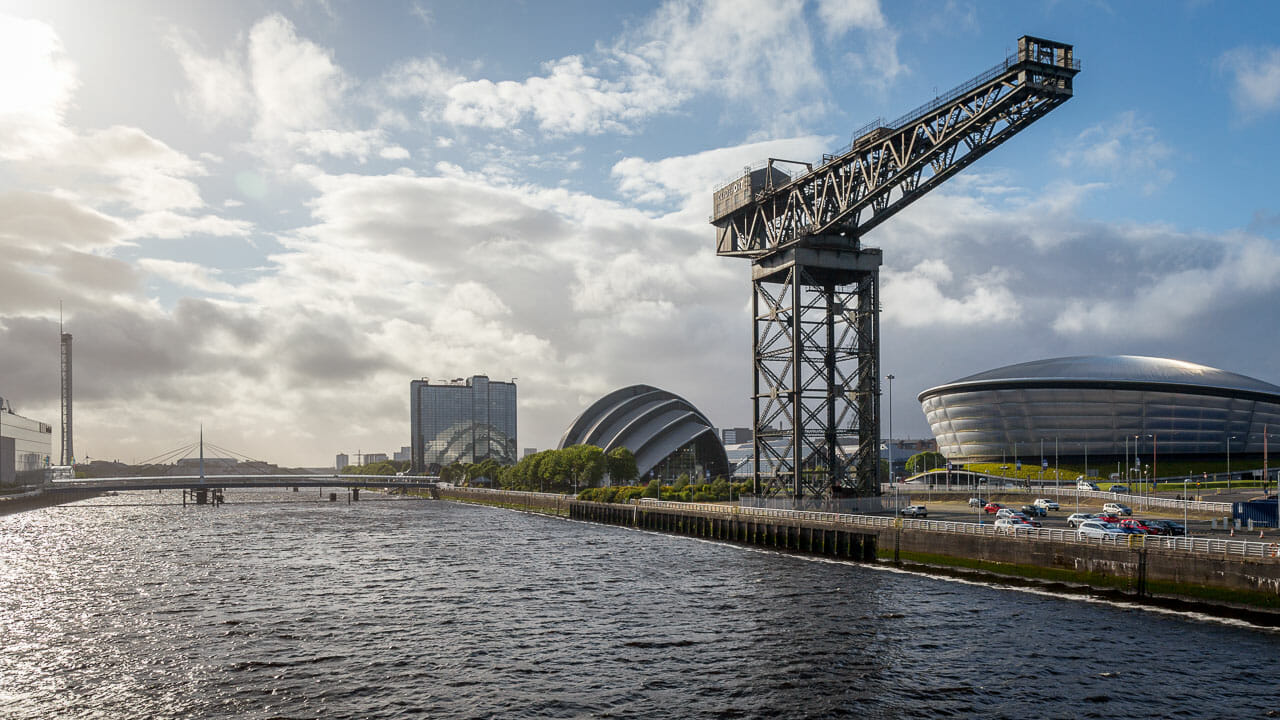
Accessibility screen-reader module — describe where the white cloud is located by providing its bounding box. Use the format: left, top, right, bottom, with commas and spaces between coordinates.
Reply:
630, 0, 823, 102
883, 259, 1021, 328
138, 258, 239, 294
0, 15, 77, 159
169, 14, 404, 163
438, 0, 847, 136
1220, 45, 1280, 118
248, 14, 347, 140
1058, 112, 1174, 195
444, 56, 676, 135
124, 210, 253, 240
379, 145, 410, 160
611, 135, 831, 211
814, 0, 886, 33
167, 32, 253, 129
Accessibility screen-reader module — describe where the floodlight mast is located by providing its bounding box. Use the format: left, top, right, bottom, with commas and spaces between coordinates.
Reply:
712, 36, 1079, 503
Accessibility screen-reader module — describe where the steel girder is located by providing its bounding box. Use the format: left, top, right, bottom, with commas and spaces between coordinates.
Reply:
714, 37, 1078, 257
718, 37, 1078, 501
750, 247, 881, 499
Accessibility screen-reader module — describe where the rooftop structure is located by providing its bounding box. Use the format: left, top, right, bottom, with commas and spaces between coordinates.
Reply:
919, 355, 1280, 462
559, 385, 730, 481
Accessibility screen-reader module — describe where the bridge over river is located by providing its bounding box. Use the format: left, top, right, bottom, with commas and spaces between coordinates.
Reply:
45, 474, 440, 493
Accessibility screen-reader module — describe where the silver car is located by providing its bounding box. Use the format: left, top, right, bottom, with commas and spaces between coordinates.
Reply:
1077, 520, 1124, 539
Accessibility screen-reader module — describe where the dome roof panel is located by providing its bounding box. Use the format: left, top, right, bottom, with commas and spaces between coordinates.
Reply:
920, 355, 1280, 400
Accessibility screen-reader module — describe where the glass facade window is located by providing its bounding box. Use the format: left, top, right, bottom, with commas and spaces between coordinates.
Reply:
0, 406, 54, 486
410, 376, 516, 473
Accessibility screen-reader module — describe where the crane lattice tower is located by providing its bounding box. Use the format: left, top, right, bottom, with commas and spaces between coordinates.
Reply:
710, 36, 1079, 502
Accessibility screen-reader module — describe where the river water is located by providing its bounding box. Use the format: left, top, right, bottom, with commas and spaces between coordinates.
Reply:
0, 491, 1276, 718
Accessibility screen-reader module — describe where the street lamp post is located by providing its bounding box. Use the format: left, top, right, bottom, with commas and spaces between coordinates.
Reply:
1184, 475, 1189, 537
1227, 435, 1235, 488
886, 374, 895, 488
1054, 437, 1059, 495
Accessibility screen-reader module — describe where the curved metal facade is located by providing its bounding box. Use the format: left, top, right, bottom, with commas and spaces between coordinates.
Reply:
559, 385, 730, 480
918, 356, 1280, 461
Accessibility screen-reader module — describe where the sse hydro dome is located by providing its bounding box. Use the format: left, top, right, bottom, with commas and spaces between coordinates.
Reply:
918, 356, 1280, 463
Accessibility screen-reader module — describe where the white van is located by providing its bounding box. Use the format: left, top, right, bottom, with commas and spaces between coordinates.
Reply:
1076, 479, 1099, 491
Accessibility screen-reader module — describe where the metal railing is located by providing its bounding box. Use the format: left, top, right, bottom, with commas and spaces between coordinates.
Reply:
631, 499, 1279, 560
879, 481, 1233, 514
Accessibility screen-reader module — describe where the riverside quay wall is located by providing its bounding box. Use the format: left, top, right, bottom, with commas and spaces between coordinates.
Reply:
436, 489, 1280, 616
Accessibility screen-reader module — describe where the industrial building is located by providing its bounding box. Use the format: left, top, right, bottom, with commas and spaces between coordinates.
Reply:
919, 355, 1280, 464
558, 385, 729, 481
0, 398, 53, 486
410, 375, 517, 473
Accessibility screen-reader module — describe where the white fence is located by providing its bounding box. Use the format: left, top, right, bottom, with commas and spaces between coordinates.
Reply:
632, 499, 1279, 560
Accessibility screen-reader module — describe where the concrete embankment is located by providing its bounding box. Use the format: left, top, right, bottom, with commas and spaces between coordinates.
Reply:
437, 488, 1280, 619
890, 525, 1280, 615
0, 489, 100, 516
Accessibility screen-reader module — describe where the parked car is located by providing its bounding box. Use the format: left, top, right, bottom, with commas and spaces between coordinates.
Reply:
1121, 518, 1160, 534
1149, 519, 1186, 536
1093, 513, 1121, 524
1033, 498, 1060, 511
901, 505, 928, 518
994, 518, 1035, 533
995, 508, 1016, 519
1020, 504, 1047, 518
983, 502, 1004, 514
968, 497, 988, 508
1103, 502, 1132, 516
1067, 513, 1094, 528
1077, 479, 1100, 491
1077, 520, 1124, 539
1108, 484, 1130, 493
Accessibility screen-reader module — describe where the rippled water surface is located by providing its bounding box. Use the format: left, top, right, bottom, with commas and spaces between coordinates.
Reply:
1, 491, 1277, 719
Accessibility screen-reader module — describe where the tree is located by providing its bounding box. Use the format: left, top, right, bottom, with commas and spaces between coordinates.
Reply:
563, 445, 605, 491
642, 477, 662, 499
710, 477, 730, 501
606, 447, 638, 484
905, 451, 947, 475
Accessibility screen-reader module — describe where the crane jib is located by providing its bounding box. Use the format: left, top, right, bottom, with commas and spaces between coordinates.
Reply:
711, 36, 1079, 258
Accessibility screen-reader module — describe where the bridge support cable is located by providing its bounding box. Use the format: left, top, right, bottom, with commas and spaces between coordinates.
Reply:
714, 36, 1079, 502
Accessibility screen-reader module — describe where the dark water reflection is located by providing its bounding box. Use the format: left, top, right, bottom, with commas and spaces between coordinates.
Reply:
0, 491, 1276, 718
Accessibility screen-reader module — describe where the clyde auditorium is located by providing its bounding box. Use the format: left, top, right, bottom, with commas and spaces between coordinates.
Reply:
918, 355, 1280, 462
559, 384, 730, 481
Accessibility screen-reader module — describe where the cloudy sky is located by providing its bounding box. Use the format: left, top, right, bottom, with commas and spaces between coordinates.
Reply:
2, 0, 1279, 467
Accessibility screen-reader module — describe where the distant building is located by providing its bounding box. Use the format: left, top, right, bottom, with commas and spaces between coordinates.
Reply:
559, 384, 729, 482
721, 427, 752, 445
363, 453, 389, 465
393, 446, 412, 463
920, 355, 1280, 464
174, 457, 237, 474
411, 375, 517, 473
0, 397, 53, 486
336, 453, 349, 470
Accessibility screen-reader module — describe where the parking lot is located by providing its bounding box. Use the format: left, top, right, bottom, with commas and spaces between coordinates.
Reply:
889, 496, 1269, 540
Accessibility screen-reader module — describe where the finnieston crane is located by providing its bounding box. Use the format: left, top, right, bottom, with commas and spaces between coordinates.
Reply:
711, 36, 1079, 504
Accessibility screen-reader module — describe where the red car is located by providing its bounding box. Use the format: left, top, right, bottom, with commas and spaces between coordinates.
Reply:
1094, 513, 1120, 524
1121, 518, 1160, 535
983, 502, 1004, 514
